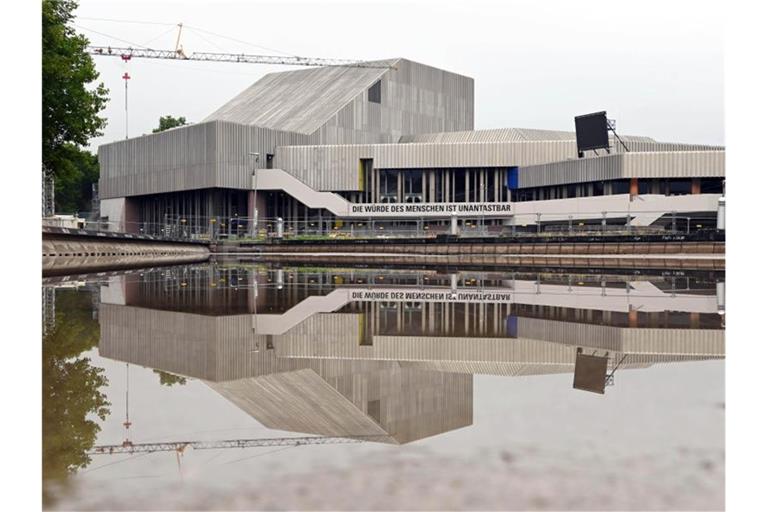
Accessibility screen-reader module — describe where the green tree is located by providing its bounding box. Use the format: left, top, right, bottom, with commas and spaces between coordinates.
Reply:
154, 369, 187, 386
153, 115, 187, 133
42, 0, 109, 179
53, 145, 99, 213
42, 290, 110, 486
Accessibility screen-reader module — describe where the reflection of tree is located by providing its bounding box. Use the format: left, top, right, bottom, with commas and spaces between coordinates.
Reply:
42, 290, 110, 484
154, 370, 187, 387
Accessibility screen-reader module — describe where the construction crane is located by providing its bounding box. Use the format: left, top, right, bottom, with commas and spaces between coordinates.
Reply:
83, 21, 394, 142
88, 435, 388, 456
82, 20, 393, 68
88, 45, 394, 69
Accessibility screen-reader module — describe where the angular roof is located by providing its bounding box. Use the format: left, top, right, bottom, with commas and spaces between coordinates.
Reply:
203, 58, 399, 135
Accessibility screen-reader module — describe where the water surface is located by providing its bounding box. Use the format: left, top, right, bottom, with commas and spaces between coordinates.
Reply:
42, 263, 725, 510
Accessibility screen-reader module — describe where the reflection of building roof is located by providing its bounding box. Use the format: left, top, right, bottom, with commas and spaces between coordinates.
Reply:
209, 366, 472, 445
98, 288, 723, 443
100, 303, 474, 444
209, 369, 393, 441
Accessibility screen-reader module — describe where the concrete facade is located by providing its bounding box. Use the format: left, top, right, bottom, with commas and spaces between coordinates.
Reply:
97, 58, 724, 233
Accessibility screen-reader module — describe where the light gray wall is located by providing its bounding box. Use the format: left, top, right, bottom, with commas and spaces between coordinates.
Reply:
274, 140, 577, 191
97, 58, 721, 199
274, 142, 726, 192
309, 59, 474, 145
99, 60, 475, 198
98, 120, 310, 198
518, 150, 725, 188
98, 121, 218, 199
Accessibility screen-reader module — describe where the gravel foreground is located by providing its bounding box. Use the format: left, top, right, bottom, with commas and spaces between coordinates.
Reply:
48, 445, 724, 511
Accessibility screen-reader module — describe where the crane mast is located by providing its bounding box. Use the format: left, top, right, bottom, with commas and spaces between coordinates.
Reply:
88, 46, 394, 69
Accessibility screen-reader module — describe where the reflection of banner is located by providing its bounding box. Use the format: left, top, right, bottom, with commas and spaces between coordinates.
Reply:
349, 202, 513, 216
350, 289, 516, 303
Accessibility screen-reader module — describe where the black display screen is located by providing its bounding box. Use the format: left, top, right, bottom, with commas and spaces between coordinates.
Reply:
575, 111, 609, 152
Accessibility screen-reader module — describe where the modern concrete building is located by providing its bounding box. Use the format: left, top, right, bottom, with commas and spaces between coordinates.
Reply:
97, 59, 725, 237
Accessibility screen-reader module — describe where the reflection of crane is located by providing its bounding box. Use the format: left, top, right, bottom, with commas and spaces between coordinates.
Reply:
122, 363, 132, 446
88, 435, 387, 456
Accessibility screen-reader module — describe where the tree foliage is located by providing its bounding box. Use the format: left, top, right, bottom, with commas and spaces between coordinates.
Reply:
154, 369, 188, 386
42, 0, 108, 178
53, 145, 99, 213
153, 115, 187, 133
42, 290, 110, 484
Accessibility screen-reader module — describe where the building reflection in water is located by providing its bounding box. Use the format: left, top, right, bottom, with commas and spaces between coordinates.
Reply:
97, 264, 725, 444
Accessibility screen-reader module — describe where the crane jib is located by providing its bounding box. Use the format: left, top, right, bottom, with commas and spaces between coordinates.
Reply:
87, 46, 395, 69
88, 435, 391, 455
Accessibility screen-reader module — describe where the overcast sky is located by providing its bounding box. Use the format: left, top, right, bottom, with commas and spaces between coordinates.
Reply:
75, 0, 724, 150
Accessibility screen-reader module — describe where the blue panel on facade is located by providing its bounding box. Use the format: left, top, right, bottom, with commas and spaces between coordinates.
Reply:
507, 167, 519, 189
506, 315, 518, 338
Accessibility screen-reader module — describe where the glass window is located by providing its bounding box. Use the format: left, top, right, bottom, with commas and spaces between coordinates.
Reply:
379, 169, 397, 202
368, 80, 381, 104
612, 180, 630, 194
701, 178, 724, 194
668, 179, 692, 196
638, 179, 653, 194
367, 400, 381, 423
454, 169, 467, 202
404, 170, 423, 203
434, 171, 444, 202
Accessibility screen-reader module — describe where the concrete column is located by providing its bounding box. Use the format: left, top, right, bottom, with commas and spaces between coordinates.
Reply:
372, 169, 377, 203
630, 177, 639, 198
692, 178, 701, 194
276, 217, 284, 238
628, 308, 638, 328
717, 197, 725, 230
465, 171, 470, 202
124, 198, 141, 234
450, 213, 458, 235
690, 312, 700, 329
716, 282, 725, 314
247, 190, 256, 237
247, 269, 258, 315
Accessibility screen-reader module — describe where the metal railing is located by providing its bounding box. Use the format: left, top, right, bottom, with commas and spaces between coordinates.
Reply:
43, 211, 722, 242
